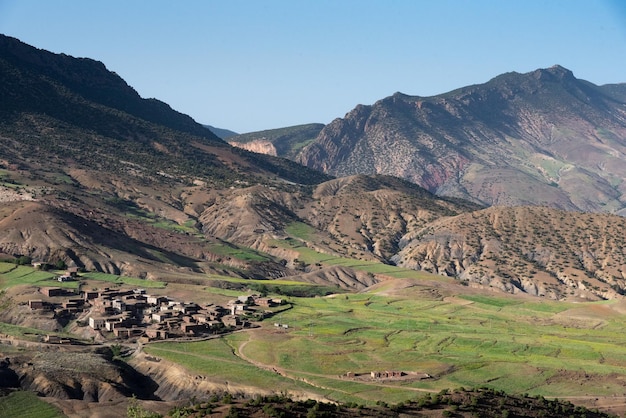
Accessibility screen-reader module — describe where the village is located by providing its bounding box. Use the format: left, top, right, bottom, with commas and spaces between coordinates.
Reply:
26, 267, 286, 344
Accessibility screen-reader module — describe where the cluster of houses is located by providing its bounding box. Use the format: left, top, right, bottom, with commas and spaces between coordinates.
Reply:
28, 285, 284, 343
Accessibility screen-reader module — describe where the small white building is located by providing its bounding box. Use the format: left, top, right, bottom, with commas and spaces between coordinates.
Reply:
89, 317, 106, 330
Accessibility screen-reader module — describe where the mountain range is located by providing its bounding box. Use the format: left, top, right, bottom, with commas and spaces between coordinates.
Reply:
230, 66, 626, 214
2, 34, 626, 301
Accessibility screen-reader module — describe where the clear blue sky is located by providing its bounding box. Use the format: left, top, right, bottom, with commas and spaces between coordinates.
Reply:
1, 0, 625, 133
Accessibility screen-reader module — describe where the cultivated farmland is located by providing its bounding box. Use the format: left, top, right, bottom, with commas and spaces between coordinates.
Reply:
146, 280, 626, 408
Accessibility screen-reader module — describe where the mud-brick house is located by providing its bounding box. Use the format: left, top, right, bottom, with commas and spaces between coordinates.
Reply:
173, 302, 201, 315
192, 313, 209, 324
256, 297, 276, 307
112, 299, 125, 313
61, 301, 80, 312
28, 300, 44, 310
204, 305, 228, 320
371, 371, 405, 379
105, 318, 124, 331
206, 320, 222, 331
162, 318, 181, 330
66, 267, 80, 277
181, 323, 207, 335
237, 295, 254, 304
222, 315, 243, 327
44, 335, 71, 344
144, 327, 168, 340
63, 298, 84, 310
82, 290, 99, 301
142, 308, 157, 323
151, 310, 173, 323
147, 295, 168, 306
113, 327, 144, 338
44, 287, 72, 297
229, 304, 250, 315
123, 298, 147, 314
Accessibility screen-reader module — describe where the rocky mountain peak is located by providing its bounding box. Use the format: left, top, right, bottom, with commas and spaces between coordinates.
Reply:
532, 64, 576, 81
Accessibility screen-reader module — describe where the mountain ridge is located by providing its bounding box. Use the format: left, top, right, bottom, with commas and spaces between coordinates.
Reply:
267, 65, 626, 214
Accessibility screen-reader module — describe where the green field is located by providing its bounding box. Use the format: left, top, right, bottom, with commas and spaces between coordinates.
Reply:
0, 263, 165, 290
147, 289, 626, 405
0, 263, 77, 289
207, 242, 273, 262
80, 271, 166, 288
0, 391, 65, 418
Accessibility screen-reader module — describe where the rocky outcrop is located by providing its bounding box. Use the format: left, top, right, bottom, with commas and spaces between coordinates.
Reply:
229, 139, 278, 156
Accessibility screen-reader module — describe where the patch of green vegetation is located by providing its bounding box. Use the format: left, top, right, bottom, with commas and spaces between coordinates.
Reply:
516, 302, 572, 313
152, 218, 198, 234
52, 173, 74, 185
208, 242, 272, 262
202, 274, 342, 298
145, 248, 178, 265
202, 286, 246, 298
531, 155, 569, 180
205, 275, 310, 287
0, 391, 65, 418
285, 222, 316, 241
0, 322, 64, 340
0, 262, 17, 273
106, 197, 189, 235
248, 282, 342, 298
457, 295, 521, 308
80, 272, 165, 288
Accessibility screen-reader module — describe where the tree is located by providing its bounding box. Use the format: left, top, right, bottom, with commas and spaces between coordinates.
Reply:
16, 255, 32, 265
127, 396, 162, 418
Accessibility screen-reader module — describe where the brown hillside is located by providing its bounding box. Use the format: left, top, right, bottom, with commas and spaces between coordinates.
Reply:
392, 206, 626, 300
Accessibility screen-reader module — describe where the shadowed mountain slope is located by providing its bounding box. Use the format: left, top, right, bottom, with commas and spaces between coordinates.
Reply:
0, 34, 329, 187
